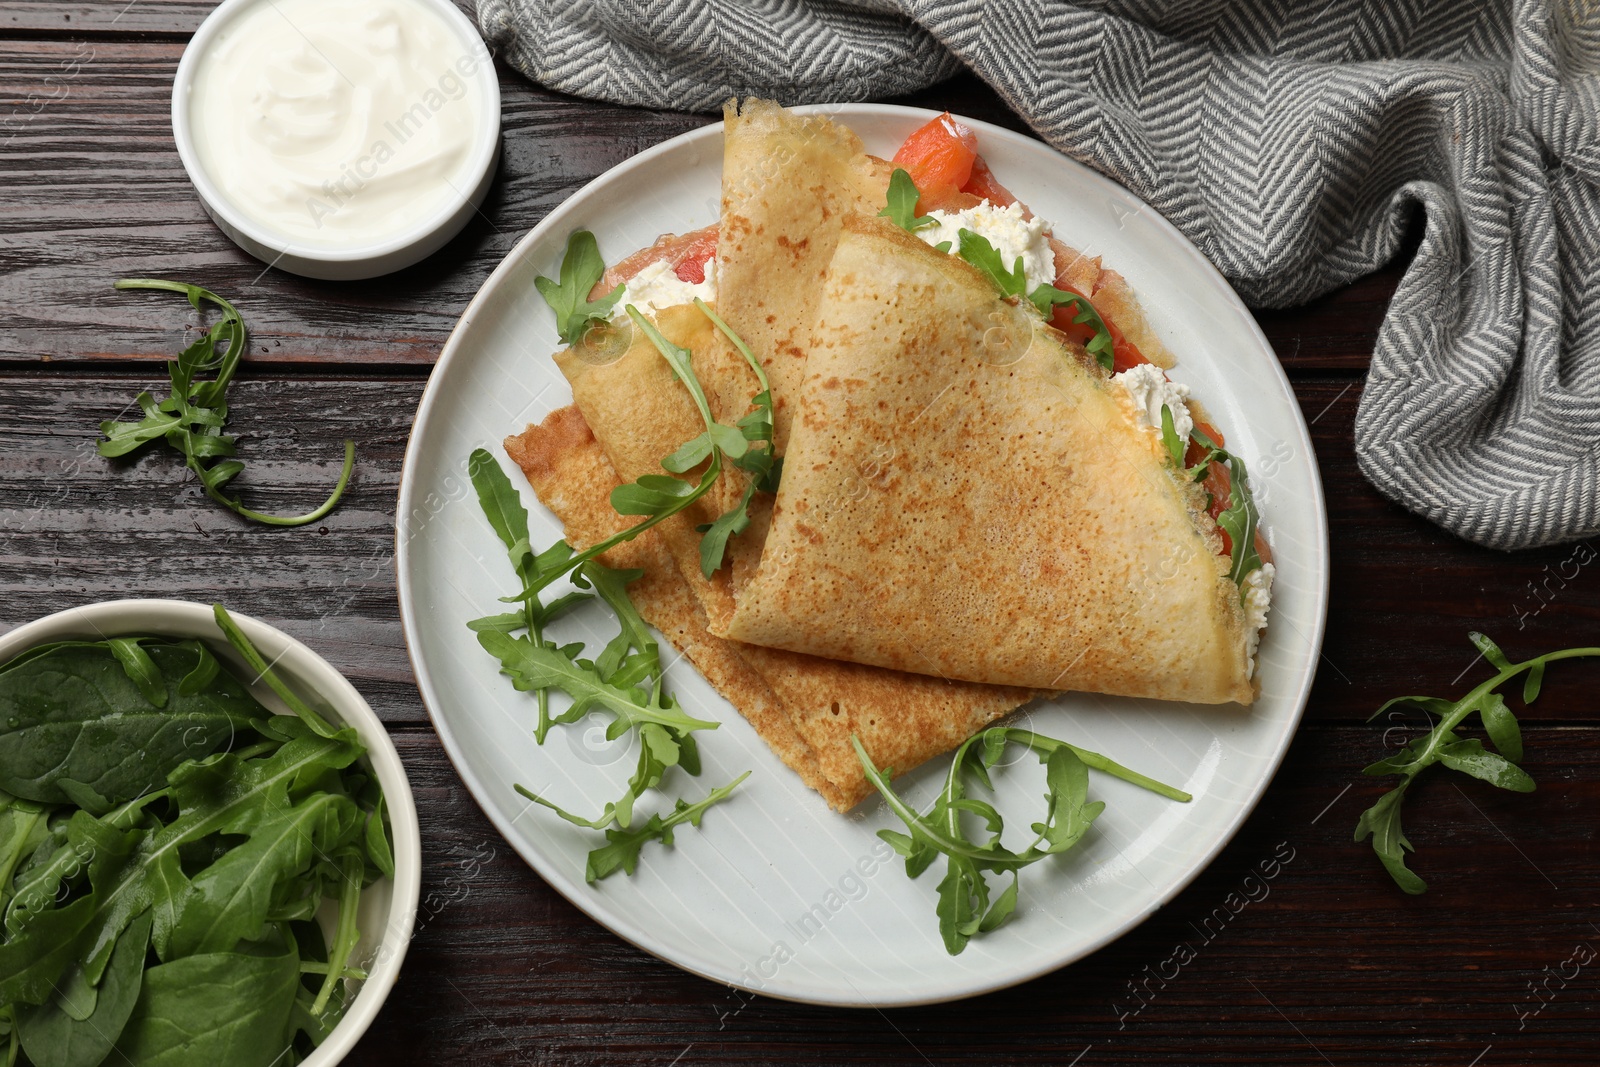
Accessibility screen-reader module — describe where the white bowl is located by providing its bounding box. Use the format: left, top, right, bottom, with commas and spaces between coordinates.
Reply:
0, 599, 422, 1066
170, 0, 501, 281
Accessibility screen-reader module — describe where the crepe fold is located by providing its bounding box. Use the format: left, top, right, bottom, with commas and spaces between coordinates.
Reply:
508, 305, 1034, 812
721, 216, 1255, 705
717, 98, 892, 453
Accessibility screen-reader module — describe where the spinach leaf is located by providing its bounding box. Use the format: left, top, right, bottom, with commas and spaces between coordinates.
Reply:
17, 909, 151, 1067
0, 642, 261, 807
113, 933, 300, 1067
165, 792, 361, 959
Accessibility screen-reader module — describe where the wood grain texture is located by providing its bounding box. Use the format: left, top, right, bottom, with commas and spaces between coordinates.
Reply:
0, 0, 476, 36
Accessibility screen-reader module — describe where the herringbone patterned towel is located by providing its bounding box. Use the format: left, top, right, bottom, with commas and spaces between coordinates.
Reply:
478, 0, 1600, 552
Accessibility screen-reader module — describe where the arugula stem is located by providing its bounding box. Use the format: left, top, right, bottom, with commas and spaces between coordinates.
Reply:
192, 439, 357, 528
212, 604, 341, 738
114, 278, 244, 390
310, 851, 364, 1016
692, 298, 771, 395
1005, 731, 1193, 802
1410, 647, 1600, 769
299, 961, 369, 979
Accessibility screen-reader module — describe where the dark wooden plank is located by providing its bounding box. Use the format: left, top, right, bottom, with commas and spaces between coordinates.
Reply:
0, 372, 426, 717
3, 374, 1597, 728
0, 39, 715, 367
0, 0, 476, 36
376, 721, 1599, 1066
0, 39, 1387, 371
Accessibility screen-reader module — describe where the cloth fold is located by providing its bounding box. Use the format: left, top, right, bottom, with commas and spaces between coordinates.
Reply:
478, 0, 1600, 551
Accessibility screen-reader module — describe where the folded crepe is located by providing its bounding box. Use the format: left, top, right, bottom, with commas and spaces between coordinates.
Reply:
505, 100, 1254, 815
509, 305, 1034, 812
721, 215, 1256, 704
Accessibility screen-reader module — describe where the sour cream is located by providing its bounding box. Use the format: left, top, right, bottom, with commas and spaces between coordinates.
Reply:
186, 0, 487, 249
1113, 363, 1194, 441
624, 258, 717, 314
1242, 563, 1275, 676
916, 200, 1055, 293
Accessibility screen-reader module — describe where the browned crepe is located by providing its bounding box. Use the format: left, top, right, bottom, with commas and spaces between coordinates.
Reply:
722, 215, 1255, 705
506, 400, 1032, 811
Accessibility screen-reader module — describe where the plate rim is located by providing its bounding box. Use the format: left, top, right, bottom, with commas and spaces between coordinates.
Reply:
395, 102, 1331, 1007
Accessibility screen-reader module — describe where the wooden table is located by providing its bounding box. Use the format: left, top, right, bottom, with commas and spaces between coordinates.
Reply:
3, 5, 1596, 1065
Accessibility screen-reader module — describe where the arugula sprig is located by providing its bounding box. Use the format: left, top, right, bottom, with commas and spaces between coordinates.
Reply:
98, 280, 355, 527
690, 297, 782, 575
1028, 283, 1116, 372
855, 728, 1190, 954
1184, 428, 1263, 586
467, 450, 745, 881
1356, 634, 1600, 895
531, 232, 782, 580
534, 231, 625, 345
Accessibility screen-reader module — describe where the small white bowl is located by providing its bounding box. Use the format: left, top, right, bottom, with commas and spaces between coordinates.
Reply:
0, 599, 422, 1067
170, 0, 501, 281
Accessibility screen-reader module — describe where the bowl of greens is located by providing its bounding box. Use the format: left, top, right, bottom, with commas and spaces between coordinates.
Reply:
0, 599, 420, 1067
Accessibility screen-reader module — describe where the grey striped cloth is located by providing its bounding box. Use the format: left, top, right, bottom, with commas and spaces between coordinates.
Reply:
477, 0, 1600, 552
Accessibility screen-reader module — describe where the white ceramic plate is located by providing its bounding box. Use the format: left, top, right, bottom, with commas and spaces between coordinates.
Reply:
396, 104, 1329, 1007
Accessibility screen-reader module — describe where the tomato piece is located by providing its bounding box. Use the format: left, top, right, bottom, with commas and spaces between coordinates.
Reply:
961, 158, 1020, 211
892, 113, 978, 210
1044, 279, 1149, 371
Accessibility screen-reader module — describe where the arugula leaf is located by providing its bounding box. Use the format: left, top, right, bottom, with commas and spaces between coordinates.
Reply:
534, 230, 625, 345
1027, 284, 1116, 371
1183, 427, 1266, 590
854, 728, 1188, 954
476, 631, 717, 738
165, 791, 361, 959
955, 229, 1029, 298
582, 773, 749, 882
100, 279, 355, 527
469, 450, 593, 738
690, 298, 782, 570
1159, 405, 1185, 467
627, 305, 769, 577
878, 168, 938, 234
1214, 455, 1263, 586
1354, 637, 1600, 893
